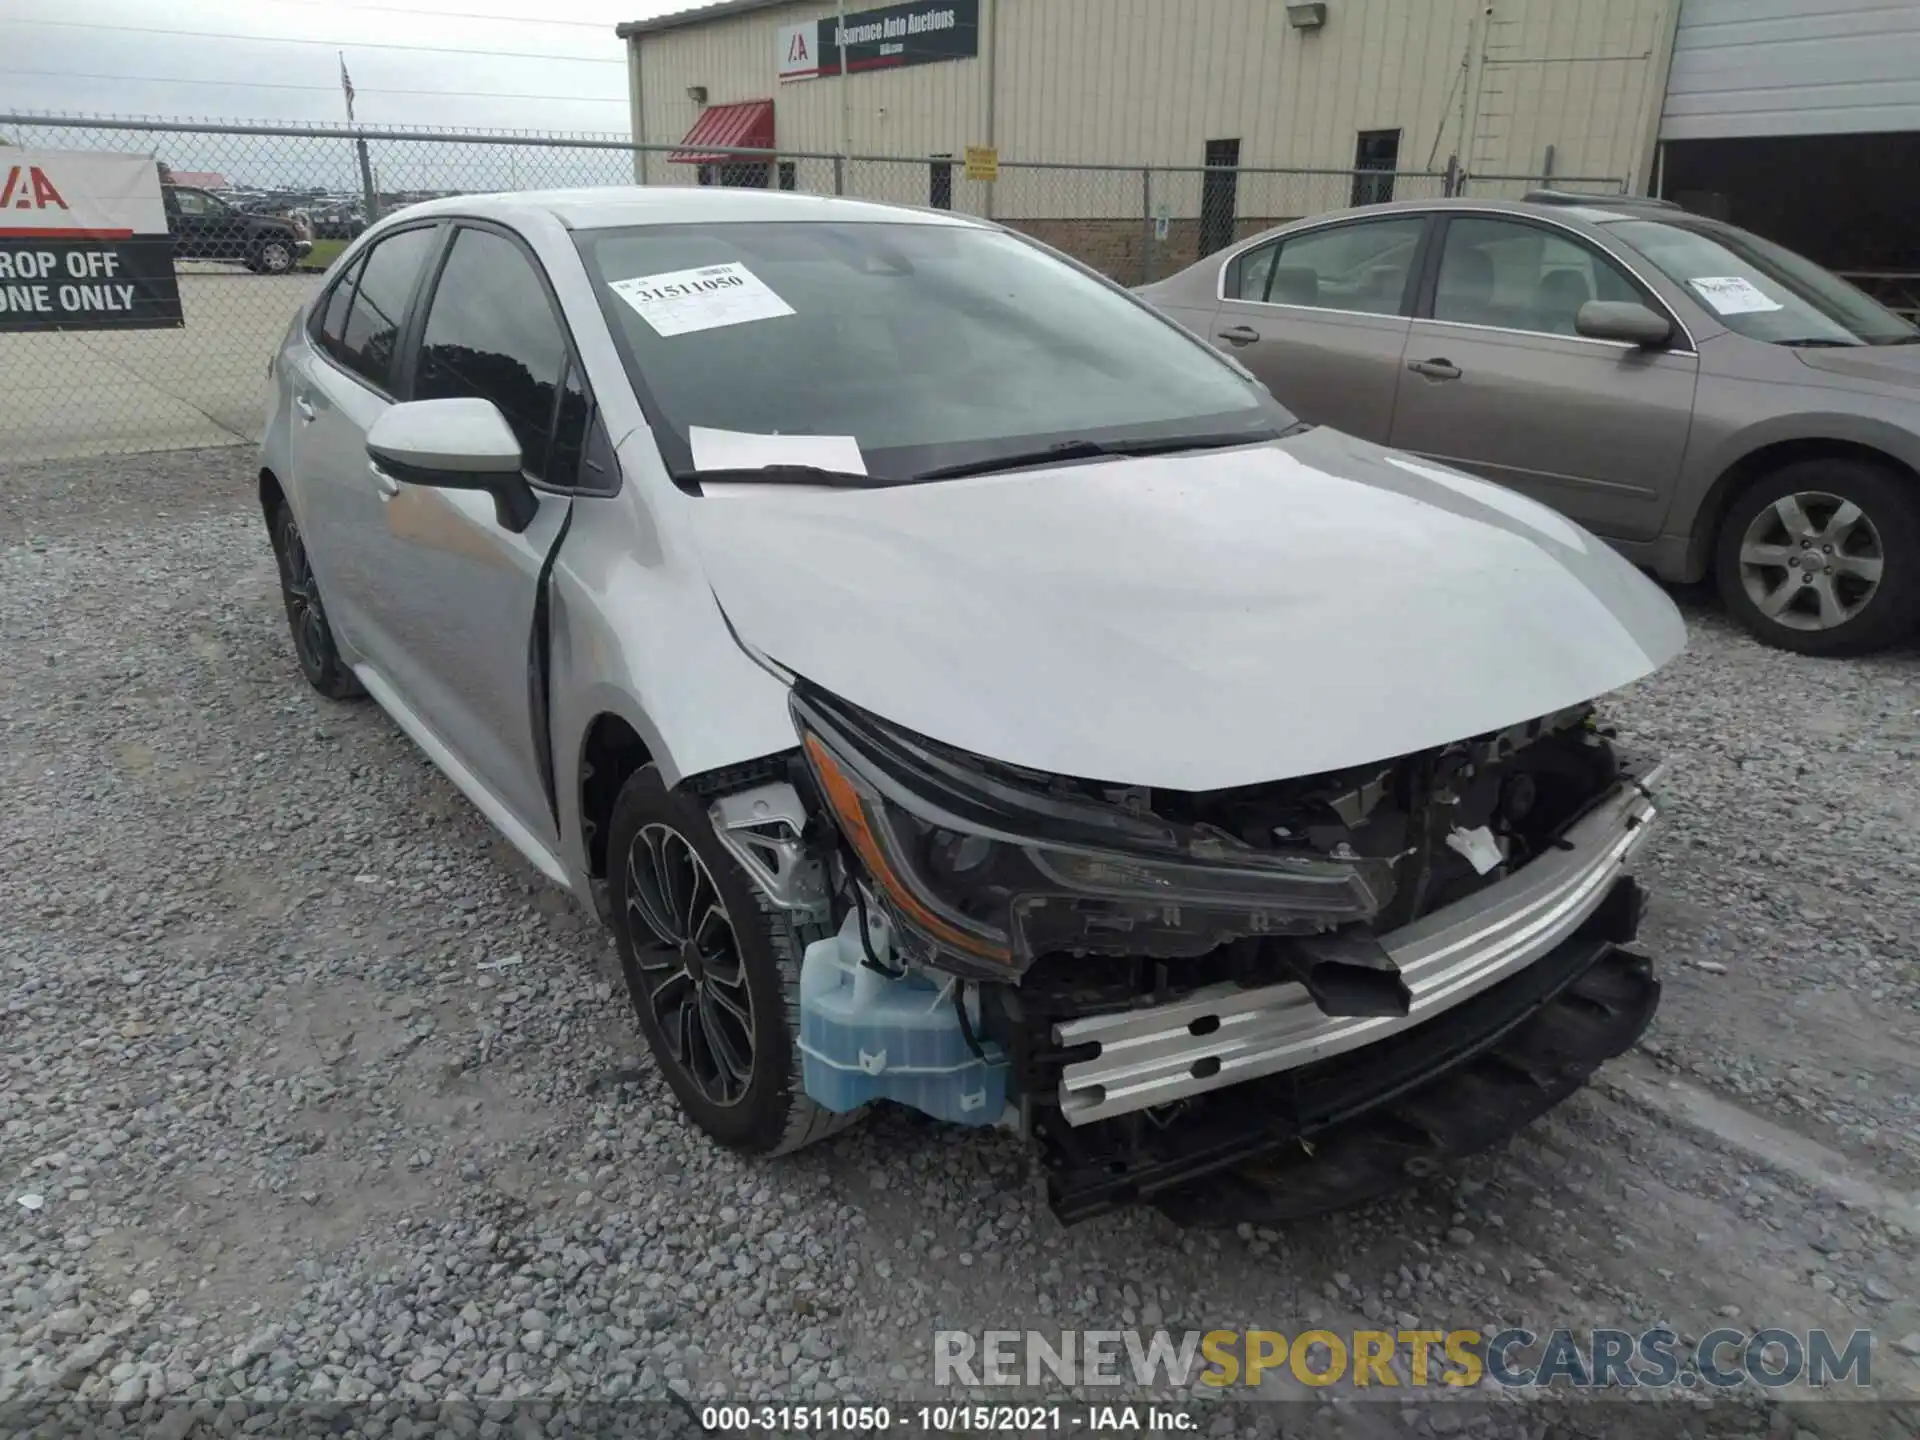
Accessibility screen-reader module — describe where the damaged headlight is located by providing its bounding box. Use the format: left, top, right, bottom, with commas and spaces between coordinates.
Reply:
792, 688, 1382, 975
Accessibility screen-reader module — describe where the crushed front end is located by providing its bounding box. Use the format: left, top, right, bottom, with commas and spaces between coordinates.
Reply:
769, 684, 1665, 1224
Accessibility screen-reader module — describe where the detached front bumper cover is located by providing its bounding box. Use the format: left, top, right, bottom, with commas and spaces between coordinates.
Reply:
1053, 759, 1665, 1125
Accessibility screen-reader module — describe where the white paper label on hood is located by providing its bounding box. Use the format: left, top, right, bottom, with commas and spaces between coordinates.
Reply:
689, 426, 867, 475
1687, 275, 1782, 316
608, 262, 795, 337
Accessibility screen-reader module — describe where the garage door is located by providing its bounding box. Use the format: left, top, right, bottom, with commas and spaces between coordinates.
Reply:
1661, 0, 1920, 140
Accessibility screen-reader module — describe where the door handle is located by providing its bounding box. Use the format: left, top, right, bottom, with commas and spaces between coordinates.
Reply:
293, 395, 316, 422
1217, 324, 1261, 346
367, 461, 401, 499
1407, 357, 1462, 380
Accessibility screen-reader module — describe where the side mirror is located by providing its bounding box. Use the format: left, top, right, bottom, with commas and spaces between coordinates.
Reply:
365, 397, 538, 532
1575, 300, 1672, 348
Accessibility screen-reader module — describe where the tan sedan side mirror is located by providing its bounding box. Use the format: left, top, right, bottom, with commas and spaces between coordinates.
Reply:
1576, 300, 1673, 348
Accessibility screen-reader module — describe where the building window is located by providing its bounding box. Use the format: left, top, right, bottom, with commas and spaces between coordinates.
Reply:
698, 161, 770, 188
929, 154, 953, 210
722, 161, 770, 188
778, 160, 797, 191
1200, 139, 1240, 257
1352, 129, 1401, 206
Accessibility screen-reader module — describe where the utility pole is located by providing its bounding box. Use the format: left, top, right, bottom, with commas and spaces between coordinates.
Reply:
837, 0, 851, 169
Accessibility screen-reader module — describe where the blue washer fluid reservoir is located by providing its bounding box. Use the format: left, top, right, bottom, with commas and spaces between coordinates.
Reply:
798, 906, 1009, 1126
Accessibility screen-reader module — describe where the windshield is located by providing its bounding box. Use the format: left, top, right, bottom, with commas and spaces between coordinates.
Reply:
1609, 217, 1917, 347
577, 220, 1286, 483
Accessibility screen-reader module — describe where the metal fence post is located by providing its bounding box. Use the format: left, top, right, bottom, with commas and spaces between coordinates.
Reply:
1141, 167, 1154, 286
356, 134, 379, 224
833, 155, 844, 196
1443, 153, 1461, 198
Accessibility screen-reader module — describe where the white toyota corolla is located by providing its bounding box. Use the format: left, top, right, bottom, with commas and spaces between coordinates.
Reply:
259, 186, 1684, 1224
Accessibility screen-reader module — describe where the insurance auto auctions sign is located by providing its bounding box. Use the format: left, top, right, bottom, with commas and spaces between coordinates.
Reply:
778, 0, 979, 82
0, 150, 183, 332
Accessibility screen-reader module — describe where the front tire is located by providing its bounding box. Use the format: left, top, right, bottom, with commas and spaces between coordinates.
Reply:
608, 764, 856, 1156
1715, 458, 1920, 655
253, 238, 296, 275
268, 500, 364, 700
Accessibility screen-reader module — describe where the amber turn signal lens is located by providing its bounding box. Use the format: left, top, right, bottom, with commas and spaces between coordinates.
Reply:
803, 732, 1012, 965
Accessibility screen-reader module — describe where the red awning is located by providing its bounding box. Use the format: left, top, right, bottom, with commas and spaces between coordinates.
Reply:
669, 100, 775, 164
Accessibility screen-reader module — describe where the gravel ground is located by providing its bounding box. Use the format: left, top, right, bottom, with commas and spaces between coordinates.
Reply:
3, 449, 1918, 1438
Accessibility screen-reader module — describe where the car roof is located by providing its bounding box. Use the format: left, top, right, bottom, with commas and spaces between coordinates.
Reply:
1245, 194, 1668, 237
389, 186, 988, 232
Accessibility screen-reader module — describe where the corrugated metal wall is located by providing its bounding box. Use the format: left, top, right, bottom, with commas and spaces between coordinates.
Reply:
633, 0, 987, 191
628, 0, 1671, 213
1661, 0, 1920, 140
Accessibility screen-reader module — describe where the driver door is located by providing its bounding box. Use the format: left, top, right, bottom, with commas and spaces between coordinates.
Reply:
1387, 213, 1698, 540
354, 221, 591, 850
164, 188, 224, 261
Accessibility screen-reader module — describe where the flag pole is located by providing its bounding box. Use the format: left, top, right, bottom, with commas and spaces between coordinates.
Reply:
341, 52, 377, 228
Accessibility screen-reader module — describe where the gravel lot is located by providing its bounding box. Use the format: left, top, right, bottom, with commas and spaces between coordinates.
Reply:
3, 449, 1918, 1437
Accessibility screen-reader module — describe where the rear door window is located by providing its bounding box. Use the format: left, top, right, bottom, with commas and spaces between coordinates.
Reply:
335, 226, 439, 391
1240, 217, 1425, 314
312, 253, 366, 362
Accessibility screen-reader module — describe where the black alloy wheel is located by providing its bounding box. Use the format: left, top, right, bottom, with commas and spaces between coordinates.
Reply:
269, 501, 363, 699
624, 821, 757, 1107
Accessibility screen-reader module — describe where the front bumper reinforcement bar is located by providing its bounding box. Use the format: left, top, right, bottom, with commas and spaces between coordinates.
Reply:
1053, 765, 1664, 1126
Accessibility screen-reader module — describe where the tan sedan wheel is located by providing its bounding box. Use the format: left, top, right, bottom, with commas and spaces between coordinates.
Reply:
1716, 459, 1920, 656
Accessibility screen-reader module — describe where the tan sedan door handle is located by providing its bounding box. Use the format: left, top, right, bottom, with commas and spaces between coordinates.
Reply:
1407, 357, 1462, 380
1217, 324, 1261, 346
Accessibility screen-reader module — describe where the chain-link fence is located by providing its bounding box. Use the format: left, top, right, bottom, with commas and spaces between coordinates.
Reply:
0, 112, 1618, 462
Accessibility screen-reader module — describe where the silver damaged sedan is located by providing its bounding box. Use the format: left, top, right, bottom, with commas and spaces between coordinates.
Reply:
259, 188, 1686, 1223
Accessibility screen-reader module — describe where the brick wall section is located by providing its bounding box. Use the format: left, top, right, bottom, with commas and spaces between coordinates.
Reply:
1003, 216, 1295, 286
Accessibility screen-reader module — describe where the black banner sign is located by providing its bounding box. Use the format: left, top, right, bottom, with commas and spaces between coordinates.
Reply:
779, 0, 979, 81
1, 151, 182, 332
0, 236, 183, 333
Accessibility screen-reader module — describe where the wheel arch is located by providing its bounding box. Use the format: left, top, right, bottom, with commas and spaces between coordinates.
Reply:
577, 708, 658, 888
1686, 434, 1920, 583
258, 466, 292, 531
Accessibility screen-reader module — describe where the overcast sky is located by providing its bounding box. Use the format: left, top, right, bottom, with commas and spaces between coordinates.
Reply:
4, 0, 703, 133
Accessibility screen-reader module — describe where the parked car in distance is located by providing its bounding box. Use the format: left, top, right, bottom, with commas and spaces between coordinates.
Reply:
260, 188, 1684, 1225
306, 201, 368, 242
163, 183, 312, 274
1139, 193, 1920, 655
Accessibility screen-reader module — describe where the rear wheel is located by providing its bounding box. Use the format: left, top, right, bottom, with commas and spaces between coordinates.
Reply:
268, 500, 363, 699
607, 764, 858, 1155
1715, 458, 1920, 655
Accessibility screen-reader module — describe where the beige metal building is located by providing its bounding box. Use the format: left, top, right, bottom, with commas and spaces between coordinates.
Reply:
617, 0, 1677, 274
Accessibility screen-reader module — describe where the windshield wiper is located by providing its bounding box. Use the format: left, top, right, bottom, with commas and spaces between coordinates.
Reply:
1776, 337, 1863, 348
684, 464, 895, 489
912, 427, 1287, 482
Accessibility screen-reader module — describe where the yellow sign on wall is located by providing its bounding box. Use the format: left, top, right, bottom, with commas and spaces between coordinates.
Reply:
964, 145, 998, 182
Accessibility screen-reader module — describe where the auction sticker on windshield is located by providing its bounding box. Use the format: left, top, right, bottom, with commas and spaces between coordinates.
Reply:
609, 262, 795, 337
1687, 275, 1782, 316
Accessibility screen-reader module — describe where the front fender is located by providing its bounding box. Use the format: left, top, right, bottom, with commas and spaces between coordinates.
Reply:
1670, 368, 1920, 580
546, 469, 797, 884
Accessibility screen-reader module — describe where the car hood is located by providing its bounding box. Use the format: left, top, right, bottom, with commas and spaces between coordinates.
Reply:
687, 427, 1686, 792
